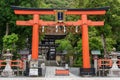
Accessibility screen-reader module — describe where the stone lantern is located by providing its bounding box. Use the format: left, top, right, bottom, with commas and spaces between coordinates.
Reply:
1, 49, 15, 77
107, 51, 120, 77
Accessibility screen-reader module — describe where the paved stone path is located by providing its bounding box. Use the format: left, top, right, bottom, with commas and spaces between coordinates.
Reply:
0, 66, 120, 80
0, 77, 120, 80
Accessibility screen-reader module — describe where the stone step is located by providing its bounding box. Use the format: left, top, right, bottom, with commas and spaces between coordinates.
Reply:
45, 60, 57, 66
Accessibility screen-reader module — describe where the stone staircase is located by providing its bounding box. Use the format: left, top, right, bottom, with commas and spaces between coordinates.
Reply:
45, 60, 57, 66
38, 54, 57, 66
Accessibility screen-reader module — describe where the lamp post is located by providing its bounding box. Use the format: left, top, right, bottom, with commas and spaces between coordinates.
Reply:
1, 49, 14, 77
91, 50, 101, 75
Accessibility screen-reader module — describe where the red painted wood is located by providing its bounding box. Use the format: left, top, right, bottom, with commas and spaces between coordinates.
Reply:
16, 20, 104, 26
14, 10, 55, 15
32, 14, 39, 60
81, 14, 91, 68
88, 20, 104, 26
14, 10, 106, 15
55, 69, 69, 75
65, 10, 106, 15
16, 20, 33, 26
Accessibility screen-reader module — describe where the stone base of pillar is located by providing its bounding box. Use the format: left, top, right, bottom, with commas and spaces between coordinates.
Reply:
29, 60, 38, 76
80, 68, 95, 76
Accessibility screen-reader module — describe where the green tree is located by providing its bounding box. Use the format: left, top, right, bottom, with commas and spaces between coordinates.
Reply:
0, 0, 36, 49
3, 33, 18, 51
56, 39, 73, 51
85, 0, 120, 57
74, 0, 89, 8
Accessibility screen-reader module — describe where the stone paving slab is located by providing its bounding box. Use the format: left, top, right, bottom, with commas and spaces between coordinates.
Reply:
0, 77, 120, 80
1, 66, 120, 80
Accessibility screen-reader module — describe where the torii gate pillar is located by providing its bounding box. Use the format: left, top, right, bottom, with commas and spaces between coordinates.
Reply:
32, 14, 39, 60
81, 14, 90, 68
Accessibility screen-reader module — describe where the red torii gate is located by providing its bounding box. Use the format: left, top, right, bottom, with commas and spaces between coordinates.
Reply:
12, 6, 109, 69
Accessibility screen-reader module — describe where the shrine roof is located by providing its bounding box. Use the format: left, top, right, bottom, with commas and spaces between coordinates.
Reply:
11, 6, 109, 11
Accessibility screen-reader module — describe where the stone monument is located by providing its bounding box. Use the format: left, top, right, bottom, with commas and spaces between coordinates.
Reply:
1, 49, 15, 77
107, 51, 120, 77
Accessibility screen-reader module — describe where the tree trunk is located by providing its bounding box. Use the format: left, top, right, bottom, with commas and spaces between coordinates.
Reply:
101, 34, 107, 58
6, 23, 9, 35
2, 23, 9, 55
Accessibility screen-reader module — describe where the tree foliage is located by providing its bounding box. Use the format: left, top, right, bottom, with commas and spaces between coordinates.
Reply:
3, 33, 18, 50
85, 0, 120, 56
55, 39, 73, 51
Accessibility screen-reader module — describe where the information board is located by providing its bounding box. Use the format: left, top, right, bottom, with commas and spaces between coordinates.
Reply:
29, 69, 38, 76
91, 50, 101, 55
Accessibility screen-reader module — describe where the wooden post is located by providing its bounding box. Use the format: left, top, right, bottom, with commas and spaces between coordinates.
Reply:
32, 14, 39, 60
81, 14, 90, 68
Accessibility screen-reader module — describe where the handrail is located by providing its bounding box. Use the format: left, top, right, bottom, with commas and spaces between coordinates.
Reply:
97, 59, 120, 69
